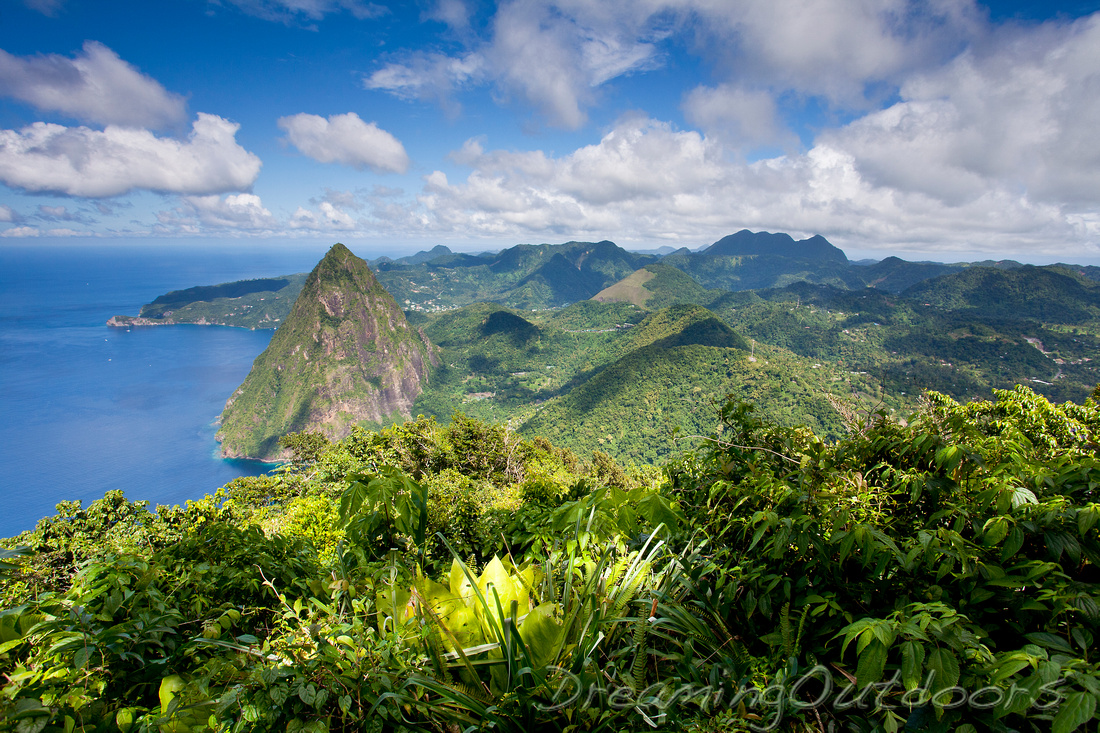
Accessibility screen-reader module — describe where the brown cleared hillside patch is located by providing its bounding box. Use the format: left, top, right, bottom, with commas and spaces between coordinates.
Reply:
591, 267, 656, 307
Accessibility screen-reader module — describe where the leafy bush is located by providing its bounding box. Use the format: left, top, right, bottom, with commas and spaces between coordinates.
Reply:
668, 386, 1100, 730
4, 393, 1097, 731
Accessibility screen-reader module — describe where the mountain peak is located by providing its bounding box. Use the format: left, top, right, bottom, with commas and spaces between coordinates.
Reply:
704, 230, 847, 263
217, 244, 438, 460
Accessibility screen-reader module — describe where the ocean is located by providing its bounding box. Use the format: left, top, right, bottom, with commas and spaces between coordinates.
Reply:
0, 242, 340, 539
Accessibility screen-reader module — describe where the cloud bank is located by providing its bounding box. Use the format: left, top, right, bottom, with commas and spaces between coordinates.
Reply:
0, 114, 261, 197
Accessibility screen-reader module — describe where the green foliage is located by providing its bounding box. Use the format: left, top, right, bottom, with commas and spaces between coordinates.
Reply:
256, 495, 343, 563
278, 431, 333, 464
523, 340, 846, 464
339, 466, 430, 561
667, 385, 1100, 730
5, 390, 1100, 731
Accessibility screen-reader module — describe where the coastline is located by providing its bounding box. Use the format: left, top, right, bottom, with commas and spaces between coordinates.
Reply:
107, 315, 265, 330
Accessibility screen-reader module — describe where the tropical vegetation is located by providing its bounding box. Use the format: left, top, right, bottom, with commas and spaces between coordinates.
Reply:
3, 385, 1098, 731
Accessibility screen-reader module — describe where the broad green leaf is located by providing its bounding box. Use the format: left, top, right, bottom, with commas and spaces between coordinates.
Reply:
159, 675, 186, 714
477, 556, 529, 622
1078, 506, 1099, 536
856, 640, 887, 688
901, 640, 926, 691
439, 605, 481, 652
1052, 692, 1096, 733
1010, 486, 1038, 508
1001, 526, 1025, 561
376, 585, 412, 631
115, 709, 135, 732
518, 602, 565, 669
1045, 531, 1082, 564
1024, 632, 1074, 655
982, 517, 1010, 546
450, 558, 474, 602
926, 648, 960, 694
634, 492, 684, 530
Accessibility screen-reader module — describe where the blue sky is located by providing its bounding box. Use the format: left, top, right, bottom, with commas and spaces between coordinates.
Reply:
2, 0, 1100, 261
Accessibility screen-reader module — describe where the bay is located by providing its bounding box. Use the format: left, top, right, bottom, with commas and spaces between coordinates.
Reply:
0, 242, 338, 538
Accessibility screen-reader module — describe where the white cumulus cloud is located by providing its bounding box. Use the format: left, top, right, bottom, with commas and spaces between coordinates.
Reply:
0, 113, 262, 198
407, 114, 1100, 257
278, 112, 410, 173
155, 193, 276, 233
289, 201, 358, 230
0, 41, 187, 128
183, 193, 277, 230
0, 204, 15, 222
824, 13, 1100, 208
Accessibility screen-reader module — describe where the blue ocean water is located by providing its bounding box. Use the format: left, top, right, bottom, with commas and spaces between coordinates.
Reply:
0, 242, 335, 538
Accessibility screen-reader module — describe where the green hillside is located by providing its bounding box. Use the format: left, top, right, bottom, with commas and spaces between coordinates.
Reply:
414, 301, 645, 427
109, 273, 307, 329
904, 264, 1100, 321
520, 338, 854, 464
708, 280, 1100, 406
409, 299, 855, 464
515, 304, 864, 464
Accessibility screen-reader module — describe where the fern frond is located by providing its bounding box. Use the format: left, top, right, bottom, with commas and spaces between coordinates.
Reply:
631, 617, 649, 691
613, 559, 651, 615
779, 602, 793, 658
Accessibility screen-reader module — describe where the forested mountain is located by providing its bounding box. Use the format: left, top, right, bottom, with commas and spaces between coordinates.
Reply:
105, 234, 1100, 463
904, 264, 1100, 320
856, 255, 965, 292
518, 305, 846, 463
217, 244, 438, 460
371, 239, 656, 310
591, 263, 714, 309
703, 229, 848, 262
108, 231, 1043, 322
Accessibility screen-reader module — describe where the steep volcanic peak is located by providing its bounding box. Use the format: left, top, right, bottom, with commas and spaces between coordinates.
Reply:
704, 230, 848, 263
216, 243, 438, 460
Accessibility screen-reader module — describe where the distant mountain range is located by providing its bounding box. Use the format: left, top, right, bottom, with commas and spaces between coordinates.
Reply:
107, 231, 1100, 462
110, 230, 1095, 327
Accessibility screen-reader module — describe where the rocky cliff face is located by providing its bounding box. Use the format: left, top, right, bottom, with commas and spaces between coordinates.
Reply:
217, 243, 439, 460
